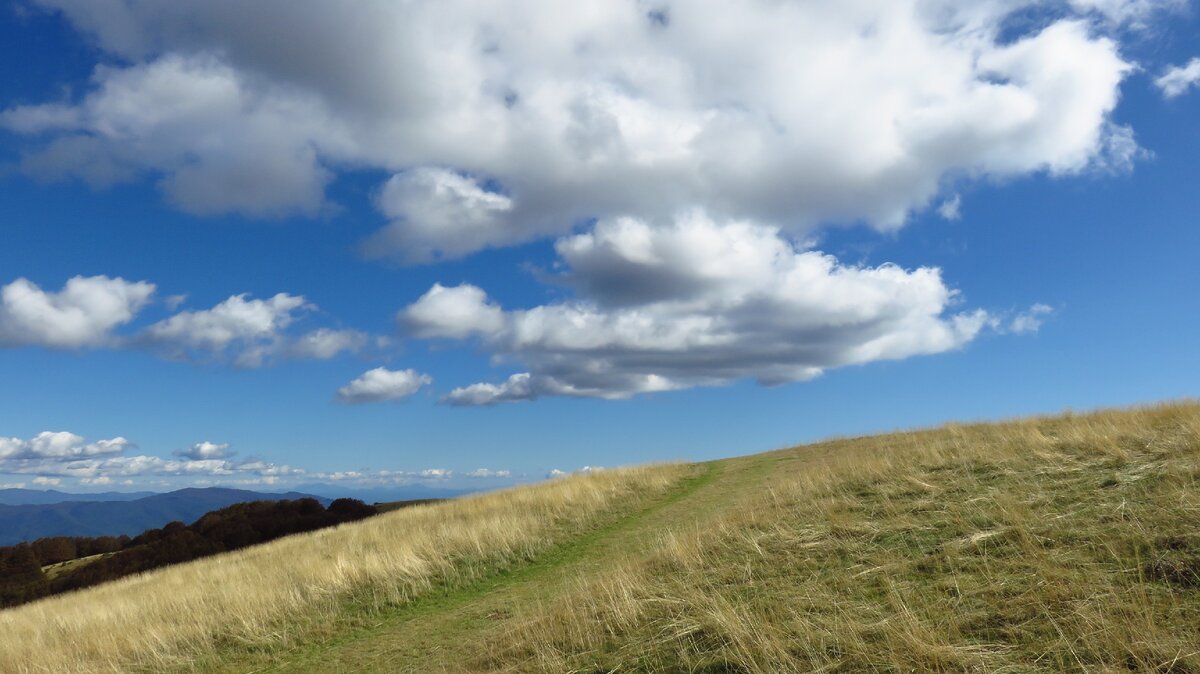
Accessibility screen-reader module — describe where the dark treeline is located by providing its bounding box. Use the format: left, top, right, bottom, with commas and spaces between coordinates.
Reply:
0, 497, 376, 609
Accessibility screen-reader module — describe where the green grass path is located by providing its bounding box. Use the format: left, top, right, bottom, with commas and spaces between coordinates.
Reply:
197, 452, 777, 673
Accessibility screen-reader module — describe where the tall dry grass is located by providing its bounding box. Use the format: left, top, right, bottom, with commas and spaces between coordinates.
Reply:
0, 464, 687, 673
478, 402, 1200, 672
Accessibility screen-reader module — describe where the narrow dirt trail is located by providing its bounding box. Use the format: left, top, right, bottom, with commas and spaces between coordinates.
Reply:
207, 451, 780, 673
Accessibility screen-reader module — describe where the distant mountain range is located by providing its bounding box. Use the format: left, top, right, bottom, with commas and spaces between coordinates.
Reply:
0, 488, 157, 506
0, 488, 328, 546
295, 483, 476, 504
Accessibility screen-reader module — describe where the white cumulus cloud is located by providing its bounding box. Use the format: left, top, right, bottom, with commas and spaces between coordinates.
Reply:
466, 468, 513, 478
1, 54, 334, 216
446, 373, 539, 407
400, 284, 505, 339
0, 276, 370, 366
335, 367, 432, 404
140, 292, 364, 367
422, 212, 991, 404
0, 275, 155, 348
143, 292, 309, 364
174, 441, 233, 460
2, 0, 1154, 260
0, 431, 131, 460
367, 169, 516, 263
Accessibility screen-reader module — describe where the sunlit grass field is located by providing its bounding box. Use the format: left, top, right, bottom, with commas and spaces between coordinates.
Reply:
480, 403, 1200, 672
2, 401, 1197, 672
0, 464, 689, 673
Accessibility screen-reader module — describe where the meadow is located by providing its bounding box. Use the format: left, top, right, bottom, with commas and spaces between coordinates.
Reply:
1, 402, 1197, 672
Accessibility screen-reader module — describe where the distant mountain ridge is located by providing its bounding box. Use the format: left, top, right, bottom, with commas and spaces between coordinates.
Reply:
0, 488, 157, 506
295, 483, 476, 504
0, 487, 327, 545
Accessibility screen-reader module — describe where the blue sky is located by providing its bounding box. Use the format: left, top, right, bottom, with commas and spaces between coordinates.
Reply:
0, 0, 1197, 492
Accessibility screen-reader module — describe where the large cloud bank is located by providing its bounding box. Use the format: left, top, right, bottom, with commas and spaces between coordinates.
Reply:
403, 213, 990, 404
4, 0, 1154, 260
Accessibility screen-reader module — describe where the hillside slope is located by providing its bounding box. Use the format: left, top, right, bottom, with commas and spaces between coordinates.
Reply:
0, 497, 376, 608
1, 402, 1197, 673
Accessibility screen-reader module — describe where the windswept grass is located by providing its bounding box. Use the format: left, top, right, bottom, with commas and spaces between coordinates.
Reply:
4, 402, 1198, 673
0, 464, 689, 673
477, 403, 1200, 672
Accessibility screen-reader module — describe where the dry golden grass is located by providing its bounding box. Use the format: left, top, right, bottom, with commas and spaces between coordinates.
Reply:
477, 402, 1200, 672
0, 464, 687, 674
4, 402, 1197, 673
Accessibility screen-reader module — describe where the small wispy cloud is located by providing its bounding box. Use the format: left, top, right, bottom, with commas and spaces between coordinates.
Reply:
937, 194, 962, 221
1156, 57, 1200, 99
1008, 304, 1055, 335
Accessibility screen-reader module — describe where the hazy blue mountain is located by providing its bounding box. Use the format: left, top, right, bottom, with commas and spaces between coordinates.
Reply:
0, 488, 327, 545
295, 483, 475, 504
0, 489, 159, 506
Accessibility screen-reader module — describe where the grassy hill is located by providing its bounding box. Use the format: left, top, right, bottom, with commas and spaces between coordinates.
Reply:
1, 402, 1197, 673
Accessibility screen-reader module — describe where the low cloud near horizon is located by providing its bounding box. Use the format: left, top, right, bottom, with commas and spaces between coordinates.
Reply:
0, 430, 516, 490
0, 431, 301, 484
